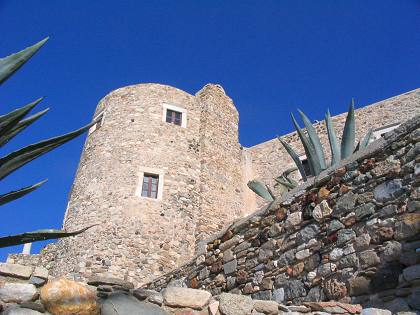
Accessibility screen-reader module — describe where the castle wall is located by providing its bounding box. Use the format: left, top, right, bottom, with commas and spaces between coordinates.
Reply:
247, 89, 420, 208
144, 116, 420, 313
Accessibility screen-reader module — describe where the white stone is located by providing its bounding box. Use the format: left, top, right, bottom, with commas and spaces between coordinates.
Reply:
0, 263, 32, 279
163, 287, 211, 309
296, 249, 311, 260
361, 308, 392, 315
32, 267, 48, 280
313, 200, 332, 222
0, 282, 38, 303
329, 248, 343, 261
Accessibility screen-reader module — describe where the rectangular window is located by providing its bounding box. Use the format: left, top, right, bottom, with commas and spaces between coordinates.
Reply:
141, 174, 159, 199
166, 109, 182, 126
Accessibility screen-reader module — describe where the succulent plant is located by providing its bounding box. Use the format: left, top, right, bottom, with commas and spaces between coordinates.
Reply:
279, 100, 372, 181
0, 38, 96, 248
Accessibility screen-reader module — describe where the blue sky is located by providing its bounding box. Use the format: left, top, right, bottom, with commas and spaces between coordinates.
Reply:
0, 1, 419, 260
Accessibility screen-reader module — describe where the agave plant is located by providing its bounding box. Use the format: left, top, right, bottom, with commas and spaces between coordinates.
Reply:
0, 38, 96, 248
248, 167, 298, 201
279, 100, 372, 181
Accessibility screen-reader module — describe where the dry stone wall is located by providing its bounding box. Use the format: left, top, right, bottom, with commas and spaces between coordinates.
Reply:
144, 116, 420, 313
248, 89, 420, 208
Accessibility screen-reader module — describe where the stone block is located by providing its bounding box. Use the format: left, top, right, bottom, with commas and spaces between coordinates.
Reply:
0, 282, 38, 303
0, 263, 32, 279
163, 287, 211, 310
218, 293, 253, 315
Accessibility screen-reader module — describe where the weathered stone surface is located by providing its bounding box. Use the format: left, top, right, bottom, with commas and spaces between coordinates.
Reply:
284, 279, 306, 300
329, 248, 343, 261
370, 263, 402, 292
355, 203, 375, 221
87, 275, 134, 290
361, 308, 392, 315
218, 293, 253, 315
323, 278, 347, 300
29, 276, 45, 287
2, 307, 43, 315
40, 278, 99, 315
0, 263, 32, 279
223, 259, 237, 275
253, 300, 279, 314
407, 287, 420, 310
0, 283, 37, 303
102, 293, 167, 315
347, 276, 371, 296
272, 288, 284, 303
337, 229, 356, 246
284, 212, 302, 229
163, 287, 211, 309
327, 220, 345, 235
296, 224, 320, 244
32, 266, 48, 280
374, 179, 404, 203
334, 192, 356, 216
313, 200, 332, 222
402, 264, 420, 282
382, 241, 402, 262
394, 213, 420, 240
132, 288, 159, 301
359, 250, 380, 268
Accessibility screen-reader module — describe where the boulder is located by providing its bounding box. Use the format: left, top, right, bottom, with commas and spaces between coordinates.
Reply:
101, 293, 167, 315
373, 179, 404, 203
40, 278, 99, 315
253, 300, 279, 314
163, 287, 211, 310
218, 293, 253, 315
0, 282, 37, 303
0, 263, 32, 279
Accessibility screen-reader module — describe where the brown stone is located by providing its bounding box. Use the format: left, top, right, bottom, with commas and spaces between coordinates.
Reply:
275, 207, 287, 221
236, 270, 248, 284
339, 185, 350, 194
40, 278, 99, 315
347, 276, 371, 296
190, 277, 199, 289
292, 262, 304, 276
323, 278, 347, 300
164, 287, 212, 310
221, 230, 234, 242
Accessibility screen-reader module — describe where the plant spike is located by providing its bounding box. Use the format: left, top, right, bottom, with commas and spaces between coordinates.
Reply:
247, 180, 274, 201
278, 137, 307, 181
265, 184, 276, 200
341, 99, 356, 159
282, 166, 298, 177
360, 128, 373, 149
325, 110, 341, 165
291, 113, 322, 176
0, 37, 49, 85
0, 180, 47, 206
274, 177, 296, 189
297, 109, 327, 170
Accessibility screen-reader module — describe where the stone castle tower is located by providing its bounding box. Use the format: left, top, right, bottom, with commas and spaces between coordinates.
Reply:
51, 83, 250, 285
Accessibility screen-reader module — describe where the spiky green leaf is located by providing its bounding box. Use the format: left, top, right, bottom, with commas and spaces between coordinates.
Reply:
325, 110, 341, 166
298, 109, 326, 170
0, 108, 49, 148
0, 224, 97, 248
0, 180, 47, 206
341, 99, 356, 159
0, 38, 48, 85
247, 180, 274, 201
360, 128, 373, 149
282, 167, 298, 177
0, 121, 95, 180
274, 177, 297, 189
278, 137, 307, 181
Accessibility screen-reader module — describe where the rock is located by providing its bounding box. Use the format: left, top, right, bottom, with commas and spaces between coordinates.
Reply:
223, 249, 234, 262
2, 307, 43, 315
219, 236, 241, 251
296, 224, 320, 244
258, 248, 273, 262
296, 249, 311, 260
374, 179, 404, 203
132, 288, 159, 301
277, 249, 296, 267
223, 259, 237, 275
329, 248, 343, 261
359, 250, 380, 268
284, 211, 302, 229
0, 263, 32, 279
272, 288, 284, 303
339, 253, 359, 268
382, 298, 411, 313
218, 293, 253, 315
0, 282, 37, 303
347, 276, 371, 296
394, 213, 420, 240
18, 302, 45, 313
313, 200, 332, 222
208, 301, 219, 315
284, 279, 306, 300
148, 293, 164, 306
101, 293, 167, 315
40, 278, 99, 315
402, 265, 420, 282
337, 229, 356, 246
253, 300, 279, 314
355, 203, 375, 221
303, 286, 324, 302
251, 290, 272, 300
304, 301, 362, 314
29, 276, 46, 287
87, 275, 134, 290
378, 204, 398, 218
304, 253, 320, 272
163, 287, 211, 309
327, 220, 345, 235
382, 241, 402, 262
361, 308, 392, 315
323, 278, 347, 300
317, 263, 337, 277
333, 192, 356, 216
32, 267, 48, 280
370, 263, 403, 292
407, 287, 420, 310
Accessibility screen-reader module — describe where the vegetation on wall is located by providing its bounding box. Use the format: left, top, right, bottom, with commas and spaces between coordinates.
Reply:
0, 38, 96, 248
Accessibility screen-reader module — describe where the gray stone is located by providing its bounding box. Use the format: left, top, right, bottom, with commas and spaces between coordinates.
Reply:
354, 234, 371, 251
327, 220, 345, 235
296, 224, 320, 244
219, 293, 253, 315
219, 236, 241, 251
329, 248, 343, 261
284, 211, 302, 229
163, 287, 211, 309
348, 276, 371, 296
251, 290, 272, 300
317, 263, 337, 277
32, 267, 48, 280
378, 204, 398, 218
223, 249, 235, 262
337, 229, 356, 246
333, 192, 356, 216
303, 286, 324, 302
2, 307, 43, 315
0, 263, 32, 279
199, 267, 210, 279
132, 288, 159, 301
403, 265, 420, 282
277, 249, 296, 267
18, 302, 45, 313
88, 275, 134, 290
223, 259, 237, 275
359, 250, 380, 268
361, 308, 392, 315
407, 287, 420, 310
296, 249, 311, 260
407, 200, 420, 212
101, 293, 168, 315
272, 288, 285, 303
382, 298, 411, 313
29, 276, 45, 287
258, 248, 273, 262
234, 241, 251, 253
304, 253, 321, 272
274, 274, 289, 287
374, 179, 405, 203
355, 203, 375, 221
0, 283, 37, 303
339, 253, 359, 268
148, 293, 163, 306
395, 213, 420, 240
283, 279, 306, 300
382, 241, 402, 262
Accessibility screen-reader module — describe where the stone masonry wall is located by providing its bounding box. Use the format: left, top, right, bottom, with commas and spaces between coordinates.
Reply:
144, 116, 420, 313
248, 88, 420, 209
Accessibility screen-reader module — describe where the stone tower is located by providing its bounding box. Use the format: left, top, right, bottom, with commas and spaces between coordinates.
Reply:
50, 83, 247, 285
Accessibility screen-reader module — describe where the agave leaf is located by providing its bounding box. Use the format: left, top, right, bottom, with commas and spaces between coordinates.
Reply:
265, 184, 276, 200
360, 128, 373, 149
291, 113, 321, 176
298, 109, 326, 170
0, 121, 95, 180
0, 224, 97, 248
0, 179, 47, 206
0, 38, 49, 85
0, 98, 43, 136
287, 177, 299, 187
274, 177, 296, 189
325, 110, 341, 165
354, 141, 360, 153
282, 167, 298, 177
341, 99, 356, 159
247, 180, 274, 201
278, 137, 307, 181
0, 108, 49, 148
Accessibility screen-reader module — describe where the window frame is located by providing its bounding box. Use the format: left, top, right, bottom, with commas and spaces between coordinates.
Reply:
141, 173, 159, 199
162, 103, 187, 128
136, 167, 165, 200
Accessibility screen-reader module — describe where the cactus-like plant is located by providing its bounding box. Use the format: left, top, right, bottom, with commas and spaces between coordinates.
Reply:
279, 101, 372, 181
0, 38, 96, 248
